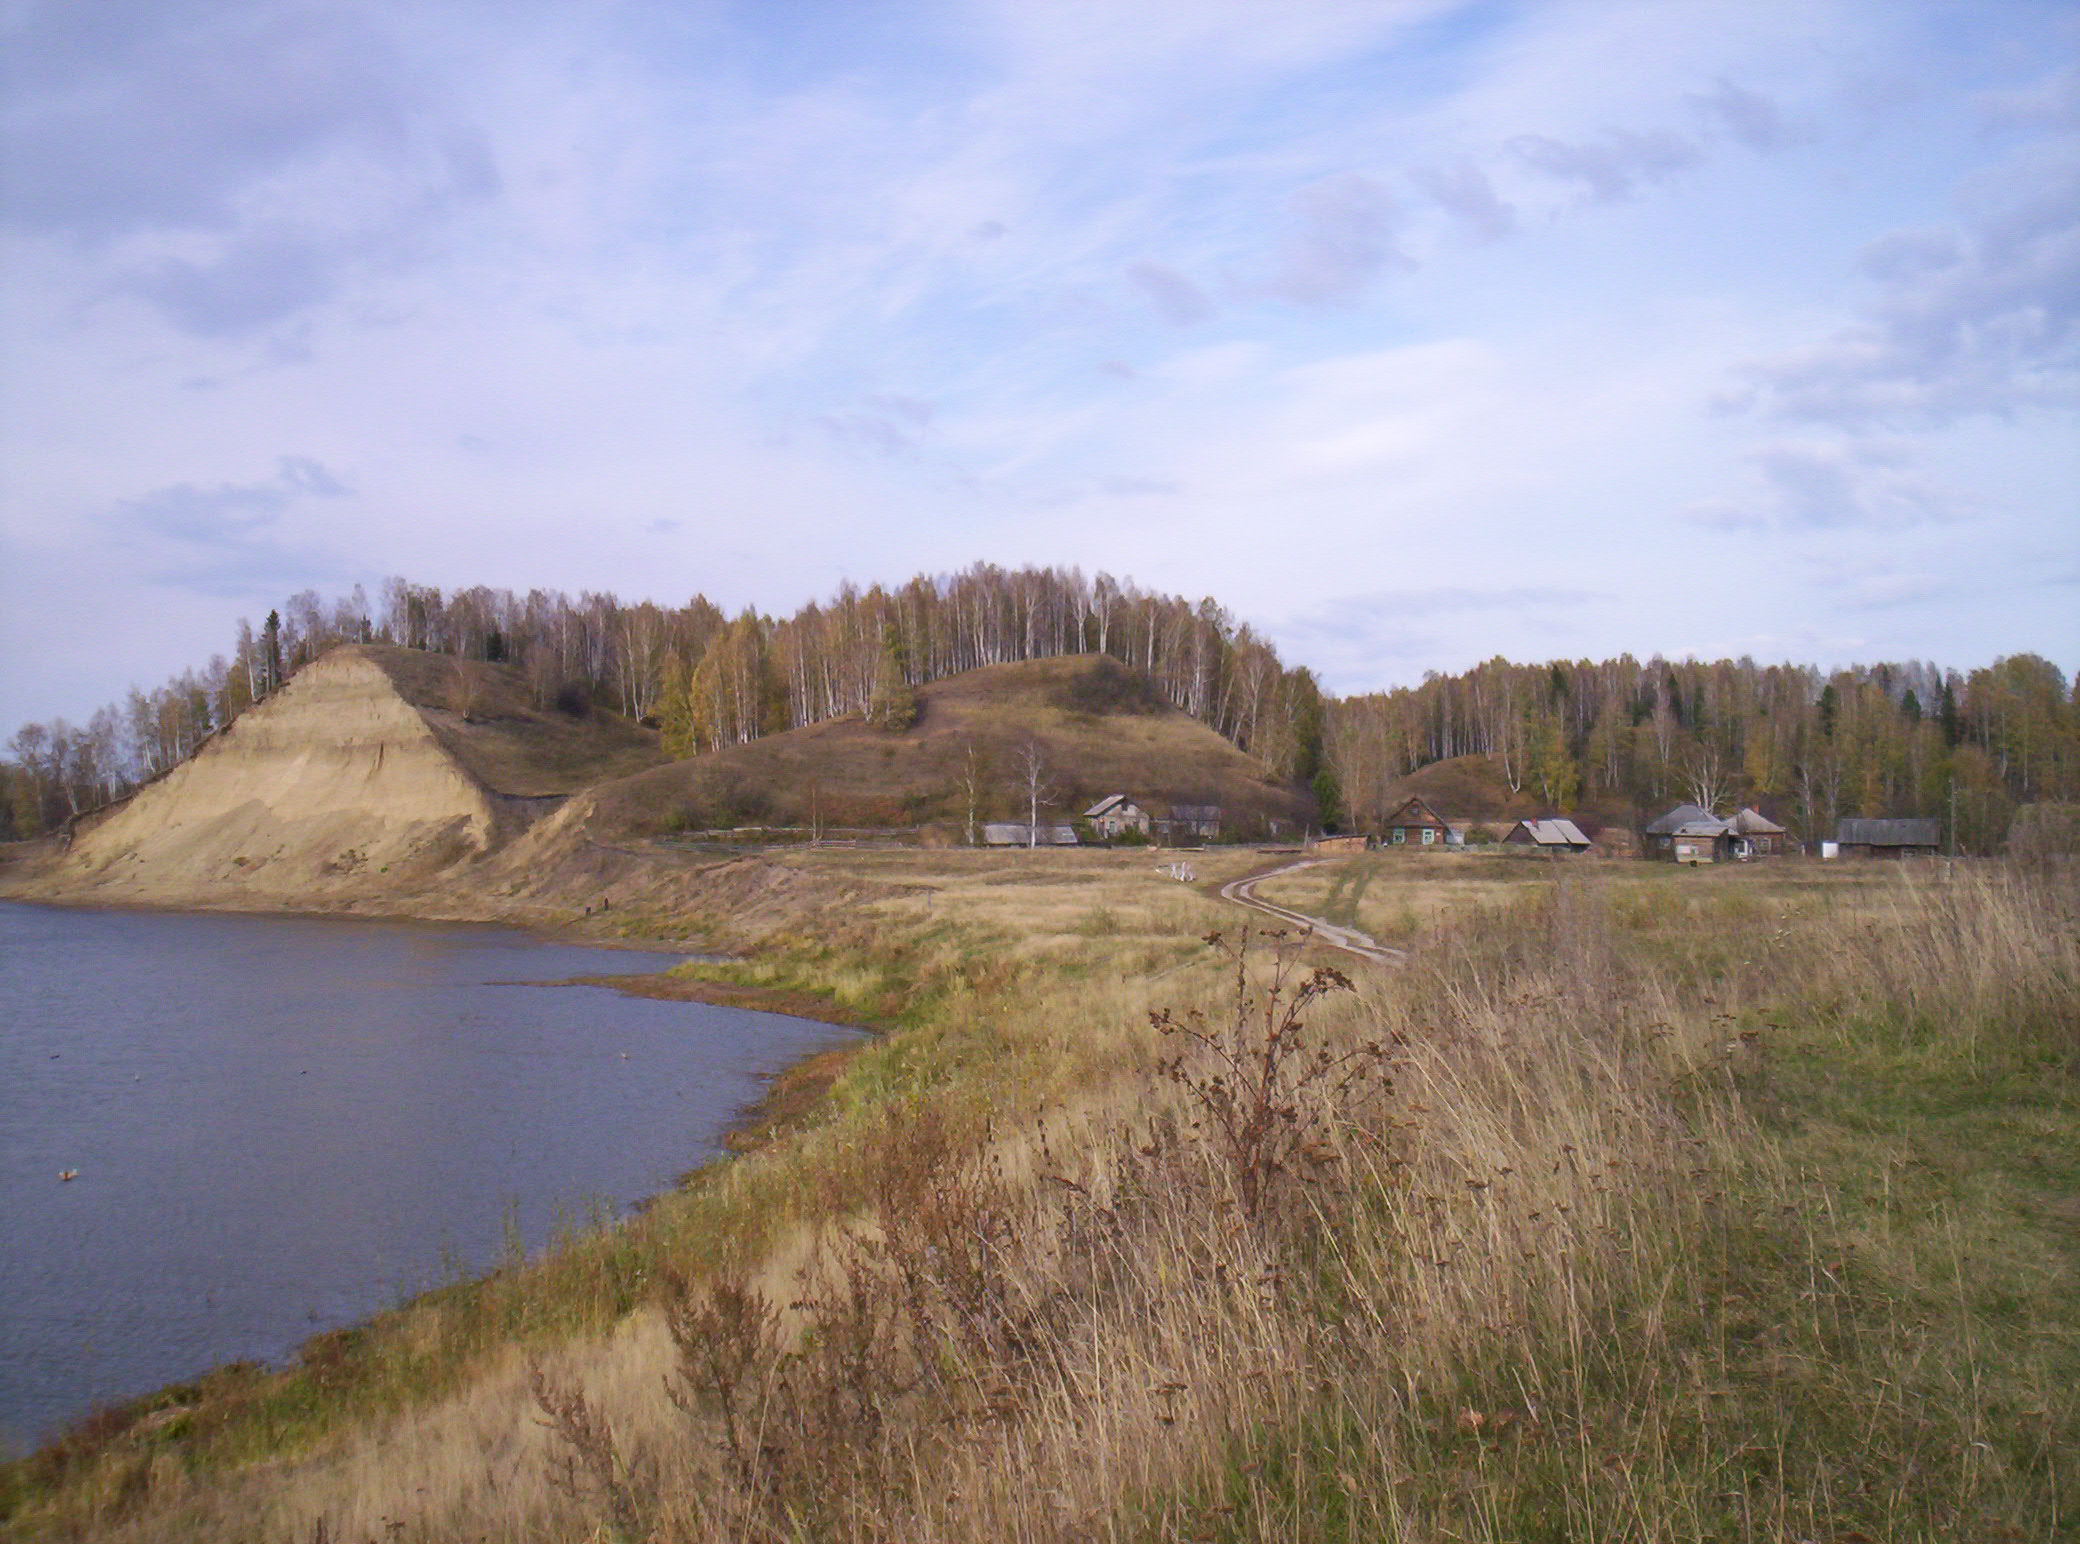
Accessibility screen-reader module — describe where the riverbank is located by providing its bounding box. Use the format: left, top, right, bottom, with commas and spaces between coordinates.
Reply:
6, 854, 2074, 1542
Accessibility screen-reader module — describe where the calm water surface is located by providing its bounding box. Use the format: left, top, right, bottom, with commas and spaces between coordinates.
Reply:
0, 901, 851, 1452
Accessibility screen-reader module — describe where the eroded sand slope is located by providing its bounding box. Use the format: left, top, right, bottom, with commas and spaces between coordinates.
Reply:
41, 650, 506, 905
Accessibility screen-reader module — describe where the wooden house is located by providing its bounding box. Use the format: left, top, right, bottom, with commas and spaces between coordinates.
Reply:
1083, 794, 1150, 840
1834, 817, 1939, 858
1380, 796, 1453, 848
1726, 807, 1791, 856
1644, 804, 1793, 862
1502, 817, 1592, 854
1642, 803, 1729, 863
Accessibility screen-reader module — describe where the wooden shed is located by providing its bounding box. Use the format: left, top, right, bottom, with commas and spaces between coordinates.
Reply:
1502, 817, 1593, 853
1834, 817, 1939, 858
1155, 804, 1222, 842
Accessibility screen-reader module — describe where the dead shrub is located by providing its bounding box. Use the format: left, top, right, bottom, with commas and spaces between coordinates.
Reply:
1151, 927, 1390, 1228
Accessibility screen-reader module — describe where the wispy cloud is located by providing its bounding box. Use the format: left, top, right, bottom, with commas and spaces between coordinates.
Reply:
1688, 77, 1810, 152
1265, 174, 1413, 306
1125, 261, 1215, 325
1508, 127, 1702, 203
1726, 145, 2080, 427
106, 455, 354, 596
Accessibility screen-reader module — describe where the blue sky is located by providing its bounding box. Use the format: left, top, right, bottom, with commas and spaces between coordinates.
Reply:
3, 0, 2075, 729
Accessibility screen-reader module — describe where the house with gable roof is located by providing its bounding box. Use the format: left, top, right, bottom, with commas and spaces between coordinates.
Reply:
1380, 796, 1456, 849
1643, 804, 1794, 863
1083, 794, 1149, 840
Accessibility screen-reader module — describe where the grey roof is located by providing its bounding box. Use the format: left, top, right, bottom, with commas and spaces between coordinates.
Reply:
982, 822, 1081, 846
1645, 803, 1725, 835
1836, 817, 1940, 847
1729, 807, 1786, 834
1084, 794, 1131, 818
1517, 818, 1591, 847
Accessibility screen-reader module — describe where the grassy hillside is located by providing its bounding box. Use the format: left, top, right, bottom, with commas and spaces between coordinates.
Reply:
353, 644, 666, 798
577, 653, 1314, 840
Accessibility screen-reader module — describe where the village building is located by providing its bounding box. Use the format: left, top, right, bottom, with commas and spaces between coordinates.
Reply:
1155, 804, 1222, 842
1834, 817, 1940, 858
1644, 804, 1794, 863
1502, 817, 1593, 853
1082, 794, 1150, 840
1379, 796, 1454, 848
1643, 803, 1724, 862
982, 821, 1080, 847
1727, 807, 1791, 855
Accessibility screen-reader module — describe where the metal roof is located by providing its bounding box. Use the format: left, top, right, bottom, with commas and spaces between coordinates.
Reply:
1644, 803, 1724, 835
1836, 817, 1940, 847
1729, 807, 1786, 834
982, 822, 1081, 846
1515, 818, 1591, 847
1084, 794, 1131, 818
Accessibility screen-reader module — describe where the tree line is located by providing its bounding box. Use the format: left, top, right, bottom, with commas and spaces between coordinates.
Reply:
4, 565, 2070, 854
0, 566, 1334, 837
1321, 652, 2077, 852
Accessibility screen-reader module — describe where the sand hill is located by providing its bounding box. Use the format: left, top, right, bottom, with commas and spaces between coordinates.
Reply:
13, 646, 664, 909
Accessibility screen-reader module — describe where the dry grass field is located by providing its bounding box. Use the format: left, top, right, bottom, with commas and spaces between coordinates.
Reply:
7, 851, 2075, 1543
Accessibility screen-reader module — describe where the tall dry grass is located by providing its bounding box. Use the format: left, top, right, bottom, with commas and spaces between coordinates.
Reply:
14, 861, 2074, 1541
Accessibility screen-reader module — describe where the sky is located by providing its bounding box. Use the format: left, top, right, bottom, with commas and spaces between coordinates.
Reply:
2, 0, 2076, 730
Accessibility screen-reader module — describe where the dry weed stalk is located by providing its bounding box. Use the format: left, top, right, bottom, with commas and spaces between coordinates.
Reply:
1151, 927, 1390, 1226
527, 1362, 645, 1542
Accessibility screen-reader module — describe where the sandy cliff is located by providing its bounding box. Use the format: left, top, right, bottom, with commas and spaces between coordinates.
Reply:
30, 651, 502, 905
2, 647, 667, 911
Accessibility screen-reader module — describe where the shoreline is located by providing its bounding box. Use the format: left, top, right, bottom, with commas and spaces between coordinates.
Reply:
2, 896, 878, 1461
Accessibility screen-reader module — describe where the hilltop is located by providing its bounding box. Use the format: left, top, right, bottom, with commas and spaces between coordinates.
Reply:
574, 653, 1312, 843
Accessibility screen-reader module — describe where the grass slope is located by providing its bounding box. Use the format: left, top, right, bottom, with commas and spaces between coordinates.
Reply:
352, 645, 666, 798
575, 654, 1313, 839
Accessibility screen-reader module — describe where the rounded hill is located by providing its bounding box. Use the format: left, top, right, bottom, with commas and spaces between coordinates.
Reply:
566, 654, 1313, 843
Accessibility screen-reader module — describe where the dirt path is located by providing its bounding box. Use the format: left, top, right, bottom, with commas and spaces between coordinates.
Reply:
1217, 857, 1406, 965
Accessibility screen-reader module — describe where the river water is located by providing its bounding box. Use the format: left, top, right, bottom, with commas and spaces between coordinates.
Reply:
0, 901, 851, 1453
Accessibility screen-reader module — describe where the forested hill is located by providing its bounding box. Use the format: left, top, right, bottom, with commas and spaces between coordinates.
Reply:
0, 566, 1330, 836
3, 563, 2074, 851
1324, 653, 2076, 852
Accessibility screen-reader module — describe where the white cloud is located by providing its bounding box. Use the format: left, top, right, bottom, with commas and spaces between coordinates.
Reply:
1729, 148, 2080, 427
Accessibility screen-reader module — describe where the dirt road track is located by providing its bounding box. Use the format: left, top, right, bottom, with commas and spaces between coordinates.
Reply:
1217, 858, 1406, 965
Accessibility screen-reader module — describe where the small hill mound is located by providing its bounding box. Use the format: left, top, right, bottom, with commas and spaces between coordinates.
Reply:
1380, 754, 1540, 823
32, 646, 663, 906
556, 654, 1312, 843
